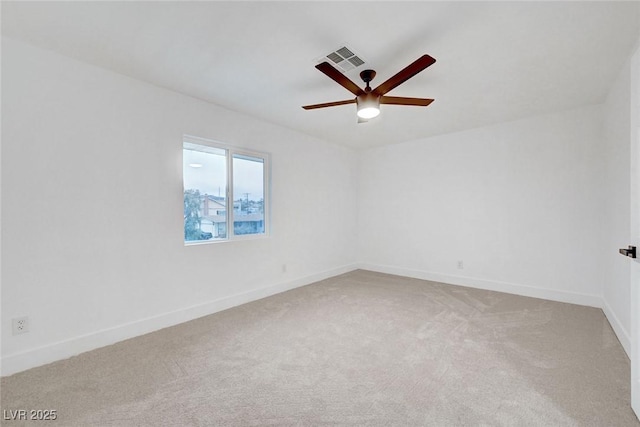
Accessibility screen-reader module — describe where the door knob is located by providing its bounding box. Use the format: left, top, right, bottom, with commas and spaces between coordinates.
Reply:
619, 245, 637, 258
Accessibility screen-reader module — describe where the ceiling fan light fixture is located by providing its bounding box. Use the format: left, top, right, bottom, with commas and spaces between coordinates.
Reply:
357, 107, 380, 119
356, 94, 380, 119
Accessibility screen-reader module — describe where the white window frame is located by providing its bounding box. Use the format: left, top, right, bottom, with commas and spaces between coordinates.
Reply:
183, 135, 270, 245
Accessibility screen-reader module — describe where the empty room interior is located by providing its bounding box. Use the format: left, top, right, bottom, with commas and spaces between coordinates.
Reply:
2, 1, 640, 425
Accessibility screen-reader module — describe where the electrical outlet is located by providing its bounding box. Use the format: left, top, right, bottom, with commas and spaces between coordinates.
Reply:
282, 264, 287, 273
12, 317, 29, 335
457, 260, 464, 270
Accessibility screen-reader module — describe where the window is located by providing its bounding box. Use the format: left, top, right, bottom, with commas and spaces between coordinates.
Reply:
183, 136, 269, 244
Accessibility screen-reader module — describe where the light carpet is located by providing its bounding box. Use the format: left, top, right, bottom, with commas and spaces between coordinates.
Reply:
1, 270, 637, 426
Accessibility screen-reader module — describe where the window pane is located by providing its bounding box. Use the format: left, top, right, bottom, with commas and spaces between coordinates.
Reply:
183, 143, 227, 242
232, 154, 265, 236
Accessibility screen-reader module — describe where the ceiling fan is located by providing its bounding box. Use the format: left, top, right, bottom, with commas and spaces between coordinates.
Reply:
302, 54, 436, 122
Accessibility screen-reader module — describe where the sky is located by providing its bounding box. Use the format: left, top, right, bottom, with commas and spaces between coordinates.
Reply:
183, 148, 264, 201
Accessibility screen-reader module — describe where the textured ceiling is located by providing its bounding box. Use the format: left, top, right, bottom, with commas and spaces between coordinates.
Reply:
2, 1, 639, 149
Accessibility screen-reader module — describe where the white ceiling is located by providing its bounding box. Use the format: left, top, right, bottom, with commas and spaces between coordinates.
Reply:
2, 1, 639, 149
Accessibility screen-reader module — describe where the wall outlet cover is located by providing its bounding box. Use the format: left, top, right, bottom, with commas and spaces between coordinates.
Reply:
12, 317, 29, 335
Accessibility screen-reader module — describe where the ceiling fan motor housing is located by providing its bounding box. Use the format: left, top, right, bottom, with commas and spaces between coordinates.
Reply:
356, 92, 380, 118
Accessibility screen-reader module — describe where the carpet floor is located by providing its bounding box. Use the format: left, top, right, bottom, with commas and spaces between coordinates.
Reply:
1, 270, 637, 426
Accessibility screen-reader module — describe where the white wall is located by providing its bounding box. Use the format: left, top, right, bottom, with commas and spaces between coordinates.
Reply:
1, 38, 358, 375
357, 105, 605, 308
601, 53, 633, 355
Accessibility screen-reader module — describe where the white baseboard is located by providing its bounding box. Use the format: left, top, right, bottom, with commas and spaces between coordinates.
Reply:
602, 299, 631, 358
1, 264, 358, 377
357, 263, 603, 308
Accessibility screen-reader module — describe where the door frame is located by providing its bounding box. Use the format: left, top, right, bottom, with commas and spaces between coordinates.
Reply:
630, 42, 640, 418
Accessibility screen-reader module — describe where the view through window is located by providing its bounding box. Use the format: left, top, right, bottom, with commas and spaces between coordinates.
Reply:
183, 138, 268, 244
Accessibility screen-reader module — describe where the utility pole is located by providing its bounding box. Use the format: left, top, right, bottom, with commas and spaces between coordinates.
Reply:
243, 193, 250, 213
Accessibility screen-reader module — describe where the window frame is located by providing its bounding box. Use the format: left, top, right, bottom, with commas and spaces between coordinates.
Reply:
183, 135, 270, 245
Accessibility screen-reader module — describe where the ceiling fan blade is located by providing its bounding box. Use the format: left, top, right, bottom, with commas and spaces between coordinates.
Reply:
316, 62, 365, 97
372, 54, 436, 96
380, 96, 435, 106
302, 99, 356, 110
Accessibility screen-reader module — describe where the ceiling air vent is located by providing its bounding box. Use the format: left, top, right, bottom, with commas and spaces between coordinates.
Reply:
321, 45, 366, 73
347, 56, 365, 67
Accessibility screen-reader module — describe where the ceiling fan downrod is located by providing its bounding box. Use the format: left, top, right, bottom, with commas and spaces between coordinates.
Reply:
360, 69, 376, 93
